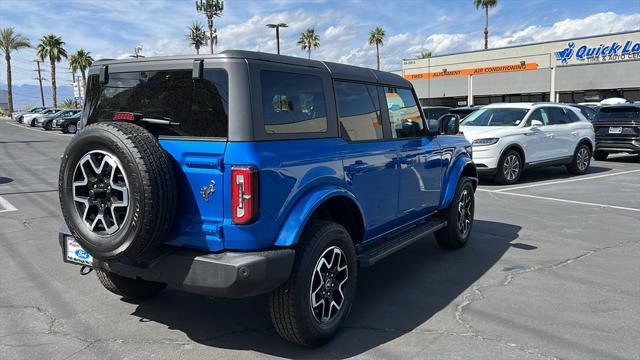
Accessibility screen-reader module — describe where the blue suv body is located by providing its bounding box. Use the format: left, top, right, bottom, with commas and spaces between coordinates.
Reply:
58, 50, 477, 346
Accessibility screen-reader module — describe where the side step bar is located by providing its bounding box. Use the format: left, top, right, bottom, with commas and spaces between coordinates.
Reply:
357, 218, 447, 267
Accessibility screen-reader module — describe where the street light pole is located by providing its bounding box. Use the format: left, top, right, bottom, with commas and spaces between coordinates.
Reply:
266, 23, 288, 55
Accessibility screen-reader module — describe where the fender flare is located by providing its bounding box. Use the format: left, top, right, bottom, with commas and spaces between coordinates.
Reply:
441, 156, 477, 209
273, 185, 364, 247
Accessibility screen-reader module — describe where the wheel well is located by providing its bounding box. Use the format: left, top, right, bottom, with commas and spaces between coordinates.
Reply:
502, 144, 525, 164
461, 163, 478, 189
578, 139, 593, 153
308, 196, 364, 245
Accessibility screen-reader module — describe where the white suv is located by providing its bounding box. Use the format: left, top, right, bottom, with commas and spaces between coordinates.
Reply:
460, 103, 595, 184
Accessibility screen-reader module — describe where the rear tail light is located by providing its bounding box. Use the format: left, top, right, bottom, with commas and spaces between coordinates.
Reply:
231, 166, 259, 224
113, 112, 141, 121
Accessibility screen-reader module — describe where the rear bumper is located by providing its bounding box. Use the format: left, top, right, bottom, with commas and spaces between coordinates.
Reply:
59, 226, 295, 298
595, 138, 640, 153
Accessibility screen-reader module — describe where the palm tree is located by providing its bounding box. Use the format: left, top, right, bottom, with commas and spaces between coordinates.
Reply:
196, 0, 224, 54
186, 21, 208, 55
37, 34, 67, 108
60, 98, 76, 109
473, 0, 498, 49
368, 26, 385, 70
418, 50, 432, 59
297, 28, 320, 60
0, 27, 31, 114
68, 49, 93, 92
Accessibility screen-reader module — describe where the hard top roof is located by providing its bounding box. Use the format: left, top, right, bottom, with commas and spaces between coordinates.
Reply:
92, 50, 410, 87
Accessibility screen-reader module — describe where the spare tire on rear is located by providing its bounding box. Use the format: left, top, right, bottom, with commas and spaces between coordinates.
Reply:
59, 121, 176, 261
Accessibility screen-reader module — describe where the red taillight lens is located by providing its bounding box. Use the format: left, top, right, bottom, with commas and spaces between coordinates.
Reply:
231, 166, 259, 224
113, 112, 140, 121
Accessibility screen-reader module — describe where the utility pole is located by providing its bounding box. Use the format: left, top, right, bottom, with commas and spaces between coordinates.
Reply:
72, 72, 78, 108
34, 60, 45, 107
266, 23, 288, 55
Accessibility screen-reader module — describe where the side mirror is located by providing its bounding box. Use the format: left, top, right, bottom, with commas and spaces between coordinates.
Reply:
426, 118, 439, 136
438, 114, 461, 135
530, 119, 543, 127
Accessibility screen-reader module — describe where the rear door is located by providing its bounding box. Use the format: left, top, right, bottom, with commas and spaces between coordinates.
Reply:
83, 67, 230, 251
546, 106, 575, 158
335, 81, 400, 240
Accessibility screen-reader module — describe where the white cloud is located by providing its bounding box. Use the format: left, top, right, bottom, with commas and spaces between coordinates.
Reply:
437, 15, 454, 23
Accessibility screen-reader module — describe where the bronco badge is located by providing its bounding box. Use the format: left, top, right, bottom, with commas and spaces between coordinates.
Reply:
200, 180, 216, 202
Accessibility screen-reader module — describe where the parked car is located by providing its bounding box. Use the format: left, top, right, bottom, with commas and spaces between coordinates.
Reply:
57, 50, 477, 346
591, 103, 640, 161
56, 112, 82, 133
15, 107, 49, 123
11, 106, 47, 122
37, 109, 81, 129
24, 108, 60, 126
460, 103, 595, 184
568, 104, 598, 122
449, 105, 483, 120
421, 105, 451, 120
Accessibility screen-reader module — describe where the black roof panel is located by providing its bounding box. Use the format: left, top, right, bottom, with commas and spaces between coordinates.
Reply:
93, 49, 410, 87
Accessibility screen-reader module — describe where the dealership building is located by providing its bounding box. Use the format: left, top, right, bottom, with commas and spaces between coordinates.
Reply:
401, 31, 640, 107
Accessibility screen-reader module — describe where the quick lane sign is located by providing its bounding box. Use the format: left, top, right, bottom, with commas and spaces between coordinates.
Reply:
555, 39, 640, 65
404, 63, 539, 80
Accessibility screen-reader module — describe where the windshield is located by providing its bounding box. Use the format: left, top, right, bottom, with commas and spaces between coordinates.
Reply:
461, 108, 528, 126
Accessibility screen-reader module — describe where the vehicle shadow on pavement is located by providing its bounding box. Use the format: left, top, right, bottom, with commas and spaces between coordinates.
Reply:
130, 220, 520, 358
479, 165, 611, 187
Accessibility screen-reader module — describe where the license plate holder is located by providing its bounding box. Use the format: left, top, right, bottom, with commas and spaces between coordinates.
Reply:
609, 126, 623, 134
64, 237, 94, 266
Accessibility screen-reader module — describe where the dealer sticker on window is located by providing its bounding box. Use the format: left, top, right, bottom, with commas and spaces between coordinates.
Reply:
65, 237, 93, 265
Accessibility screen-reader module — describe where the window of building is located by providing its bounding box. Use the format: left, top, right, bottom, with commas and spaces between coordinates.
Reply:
384, 87, 424, 138
261, 70, 328, 134
335, 81, 382, 141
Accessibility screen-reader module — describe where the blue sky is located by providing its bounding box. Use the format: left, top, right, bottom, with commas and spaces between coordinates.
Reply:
1, 0, 639, 107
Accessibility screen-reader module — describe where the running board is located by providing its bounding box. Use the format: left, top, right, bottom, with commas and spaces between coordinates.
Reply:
357, 218, 447, 267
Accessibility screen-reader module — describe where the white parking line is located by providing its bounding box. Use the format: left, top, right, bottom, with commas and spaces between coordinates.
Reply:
489, 169, 640, 193
3, 120, 72, 136
482, 191, 640, 212
0, 196, 18, 213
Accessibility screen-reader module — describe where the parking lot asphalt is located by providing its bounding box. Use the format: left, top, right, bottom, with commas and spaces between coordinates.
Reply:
1, 117, 639, 360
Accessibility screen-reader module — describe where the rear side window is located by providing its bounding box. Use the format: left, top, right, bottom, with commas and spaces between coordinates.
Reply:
546, 107, 570, 125
384, 87, 424, 138
566, 108, 582, 123
335, 81, 382, 141
84, 69, 229, 137
261, 70, 327, 134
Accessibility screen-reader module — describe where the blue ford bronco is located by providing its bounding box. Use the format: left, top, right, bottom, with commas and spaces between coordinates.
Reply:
58, 50, 477, 346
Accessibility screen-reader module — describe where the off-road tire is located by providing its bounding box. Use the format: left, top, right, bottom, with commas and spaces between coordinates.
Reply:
593, 150, 608, 161
96, 270, 166, 300
59, 121, 176, 260
567, 143, 591, 175
435, 177, 474, 250
269, 220, 357, 347
494, 149, 522, 185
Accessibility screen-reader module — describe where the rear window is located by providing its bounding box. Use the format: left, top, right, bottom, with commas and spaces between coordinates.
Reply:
261, 70, 328, 134
84, 69, 229, 137
595, 107, 640, 121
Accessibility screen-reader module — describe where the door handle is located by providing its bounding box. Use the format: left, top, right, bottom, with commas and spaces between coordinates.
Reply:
571, 131, 578, 136
345, 161, 370, 174
545, 133, 554, 138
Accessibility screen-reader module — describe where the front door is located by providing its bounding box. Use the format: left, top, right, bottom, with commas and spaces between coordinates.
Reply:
384, 86, 442, 221
525, 107, 565, 162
